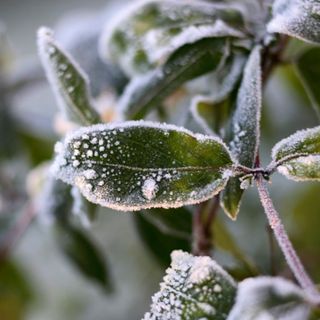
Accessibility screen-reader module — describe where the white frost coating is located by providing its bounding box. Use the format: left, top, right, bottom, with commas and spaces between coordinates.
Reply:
142, 250, 236, 320
277, 155, 320, 182
227, 277, 310, 320
142, 178, 158, 200
99, 0, 245, 76
271, 126, 320, 161
190, 95, 217, 136
37, 27, 98, 125
143, 20, 244, 65
229, 45, 262, 164
58, 120, 233, 162
267, 0, 320, 44
220, 46, 261, 219
51, 120, 234, 212
187, 53, 247, 102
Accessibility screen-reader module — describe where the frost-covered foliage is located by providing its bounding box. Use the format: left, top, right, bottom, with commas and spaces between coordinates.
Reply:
52, 121, 234, 211
268, 0, 320, 44
221, 45, 262, 219
143, 251, 236, 320
272, 126, 320, 181
4, 0, 320, 318
228, 277, 311, 320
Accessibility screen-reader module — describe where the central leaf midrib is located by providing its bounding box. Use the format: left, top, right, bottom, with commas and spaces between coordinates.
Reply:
82, 161, 227, 174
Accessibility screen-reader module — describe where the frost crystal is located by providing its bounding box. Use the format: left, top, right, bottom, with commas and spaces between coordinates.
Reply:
271, 126, 320, 181
99, 0, 246, 76
37, 27, 100, 126
142, 251, 236, 320
227, 277, 310, 320
267, 0, 320, 44
52, 121, 234, 211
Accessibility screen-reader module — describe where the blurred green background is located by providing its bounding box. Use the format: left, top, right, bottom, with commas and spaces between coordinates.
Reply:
0, 1, 319, 319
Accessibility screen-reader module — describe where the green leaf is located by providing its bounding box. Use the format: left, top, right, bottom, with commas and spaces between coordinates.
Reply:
295, 47, 320, 120
187, 50, 247, 102
228, 277, 311, 320
120, 38, 227, 120
142, 250, 236, 320
37, 27, 100, 126
100, 0, 247, 76
221, 45, 262, 220
272, 126, 320, 181
267, 0, 320, 44
134, 207, 192, 266
53, 121, 234, 211
189, 53, 246, 136
56, 224, 112, 291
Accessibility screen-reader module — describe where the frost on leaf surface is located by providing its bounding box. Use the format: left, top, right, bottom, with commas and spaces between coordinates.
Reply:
267, 0, 320, 44
143, 250, 236, 320
187, 51, 247, 103
272, 126, 320, 181
227, 277, 310, 320
99, 0, 246, 76
119, 38, 226, 119
221, 46, 262, 220
52, 121, 234, 211
37, 27, 100, 126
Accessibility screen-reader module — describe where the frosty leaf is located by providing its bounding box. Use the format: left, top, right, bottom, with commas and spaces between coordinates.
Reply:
135, 207, 192, 266
272, 126, 320, 181
56, 224, 112, 291
267, 0, 320, 44
119, 38, 226, 120
100, 0, 247, 76
221, 46, 262, 220
227, 277, 311, 320
52, 121, 234, 211
143, 250, 236, 320
37, 27, 100, 126
295, 47, 320, 120
187, 51, 247, 103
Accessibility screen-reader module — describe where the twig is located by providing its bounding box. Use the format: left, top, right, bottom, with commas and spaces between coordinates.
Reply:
255, 174, 319, 303
192, 196, 220, 256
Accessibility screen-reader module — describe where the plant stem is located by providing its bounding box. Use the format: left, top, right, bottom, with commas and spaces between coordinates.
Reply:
255, 174, 319, 302
192, 196, 219, 256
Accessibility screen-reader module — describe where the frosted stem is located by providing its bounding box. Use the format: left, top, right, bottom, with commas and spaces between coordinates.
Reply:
256, 174, 320, 303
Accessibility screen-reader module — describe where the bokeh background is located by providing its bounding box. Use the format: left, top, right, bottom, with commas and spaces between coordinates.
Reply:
0, 0, 319, 319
